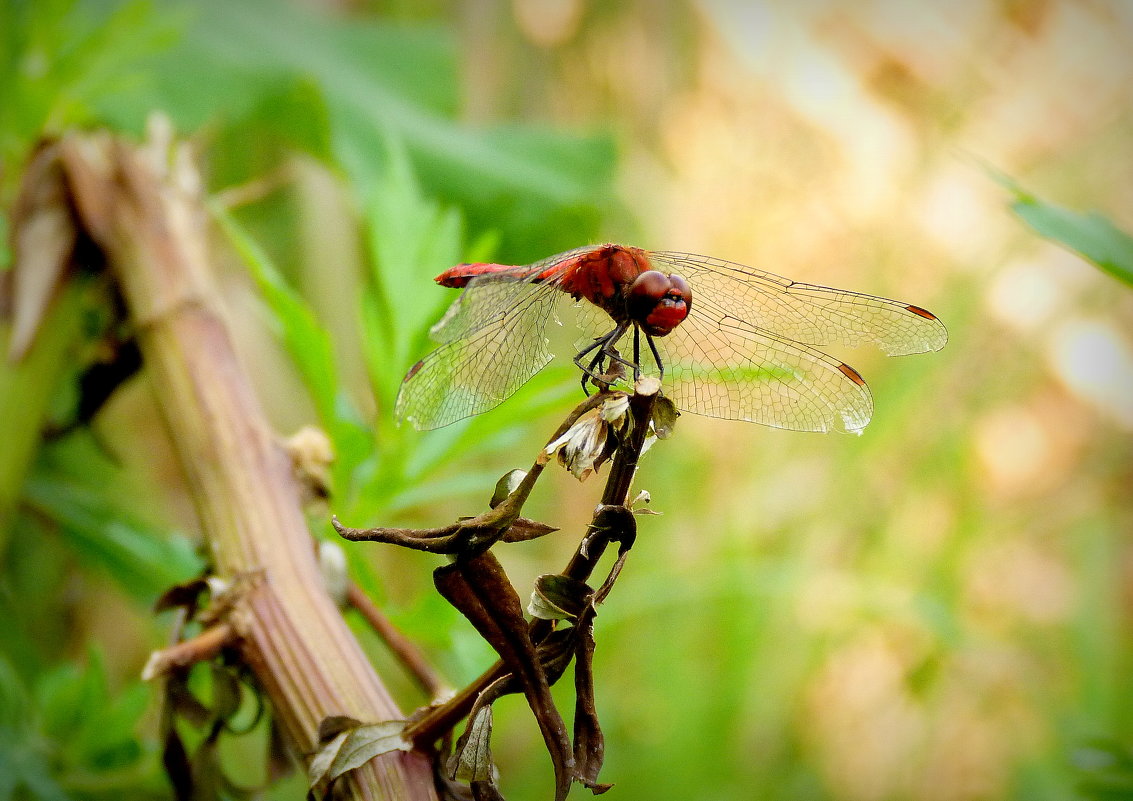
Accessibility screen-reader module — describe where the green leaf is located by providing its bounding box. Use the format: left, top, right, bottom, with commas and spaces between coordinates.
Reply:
22, 467, 202, 602
0, 0, 183, 165
0, 656, 71, 801
359, 140, 464, 413
212, 202, 372, 493
212, 203, 339, 423
125, 0, 614, 252
994, 172, 1133, 288
1011, 199, 1133, 287
34, 650, 149, 771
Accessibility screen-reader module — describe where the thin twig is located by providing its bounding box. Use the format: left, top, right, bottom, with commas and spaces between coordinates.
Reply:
142, 622, 238, 680
346, 582, 450, 701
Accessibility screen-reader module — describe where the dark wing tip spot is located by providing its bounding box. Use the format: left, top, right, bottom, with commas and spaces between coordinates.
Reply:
837, 362, 867, 386
403, 360, 425, 382
905, 304, 938, 321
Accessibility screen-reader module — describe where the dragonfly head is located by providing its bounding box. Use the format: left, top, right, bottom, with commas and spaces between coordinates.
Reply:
626, 270, 692, 336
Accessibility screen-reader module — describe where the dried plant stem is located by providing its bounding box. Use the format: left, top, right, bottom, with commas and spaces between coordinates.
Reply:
404, 380, 660, 747
559, 379, 659, 582
52, 122, 437, 801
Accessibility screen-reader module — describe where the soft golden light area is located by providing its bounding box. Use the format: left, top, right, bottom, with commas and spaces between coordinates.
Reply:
964, 537, 1075, 625
804, 630, 925, 801
974, 405, 1055, 497
1048, 318, 1133, 429
512, 0, 582, 47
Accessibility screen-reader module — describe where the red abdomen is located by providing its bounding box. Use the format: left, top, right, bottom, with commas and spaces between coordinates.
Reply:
438, 244, 651, 299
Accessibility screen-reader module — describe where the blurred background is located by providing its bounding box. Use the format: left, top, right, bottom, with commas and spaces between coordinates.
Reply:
1, 1, 1131, 800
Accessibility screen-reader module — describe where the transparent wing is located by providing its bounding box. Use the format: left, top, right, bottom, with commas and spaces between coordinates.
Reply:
649, 309, 874, 433
647, 251, 947, 356
396, 279, 564, 430
429, 247, 593, 343
430, 275, 543, 343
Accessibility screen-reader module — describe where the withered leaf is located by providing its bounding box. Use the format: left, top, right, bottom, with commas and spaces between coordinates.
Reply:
162, 726, 193, 801
154, 576, 211, 614
536, 628, 579, 688
528, 574, 592, 621
490, 469, 527, 508
267, 718, 294, 783
573, 611, 612, 794
651, 396, 679, 439
471, 780, 507, 801
307, 720, 411, 788
318, 715, 362, 743
7, 142, 79, 362
448, 705, 495, 783
499, 517, 558, 543
434, 555, 574, 801
165, 674, 213, 729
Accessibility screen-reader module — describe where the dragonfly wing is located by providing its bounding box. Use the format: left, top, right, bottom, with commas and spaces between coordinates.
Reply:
648, 252, 947, 356
397, 280, 562, 430
430, 247, 595, 343
652, 308, 874, 433
430, 270, 542, 344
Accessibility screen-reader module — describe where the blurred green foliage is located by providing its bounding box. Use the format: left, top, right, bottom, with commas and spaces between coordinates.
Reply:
0, 0, 619, 798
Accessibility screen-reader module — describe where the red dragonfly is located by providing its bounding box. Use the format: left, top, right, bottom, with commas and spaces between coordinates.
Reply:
395, 244, 947, 433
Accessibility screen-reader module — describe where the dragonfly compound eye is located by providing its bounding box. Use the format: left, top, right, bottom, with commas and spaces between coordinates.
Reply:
627, 271, 692, 336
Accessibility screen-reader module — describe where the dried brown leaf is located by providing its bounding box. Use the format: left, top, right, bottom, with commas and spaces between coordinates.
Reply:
528, 574, 592, 621
448, 705, 495, 783
499, 517, 558, 543
573, 611, 612, 794
434, 555, 574, 801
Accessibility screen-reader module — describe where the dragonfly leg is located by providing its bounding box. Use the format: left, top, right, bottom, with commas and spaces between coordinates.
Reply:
632, 326, 642, 380
645, 332, 665, 381
574, 322, 630, 392
574, 336, 606, 396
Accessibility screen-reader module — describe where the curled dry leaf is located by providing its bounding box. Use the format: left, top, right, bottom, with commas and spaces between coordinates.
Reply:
572, 610, 612, 795
154, 576, 211, 615
308, 719, 411, 788
490, 469, 527, 508
543, 393, 630, 481
471, 780, 508, 801
448, 705, 495, 783
499, 517, 558, 543
433, 555, 575, 801
528, 574, 593, 621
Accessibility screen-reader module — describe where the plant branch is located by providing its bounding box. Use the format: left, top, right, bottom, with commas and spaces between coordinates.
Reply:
27, 119, 439, 800
403, 378, 661, 748
142, 622, 239, 680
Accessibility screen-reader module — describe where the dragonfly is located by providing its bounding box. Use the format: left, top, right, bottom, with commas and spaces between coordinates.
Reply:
395, 244, 947, 433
